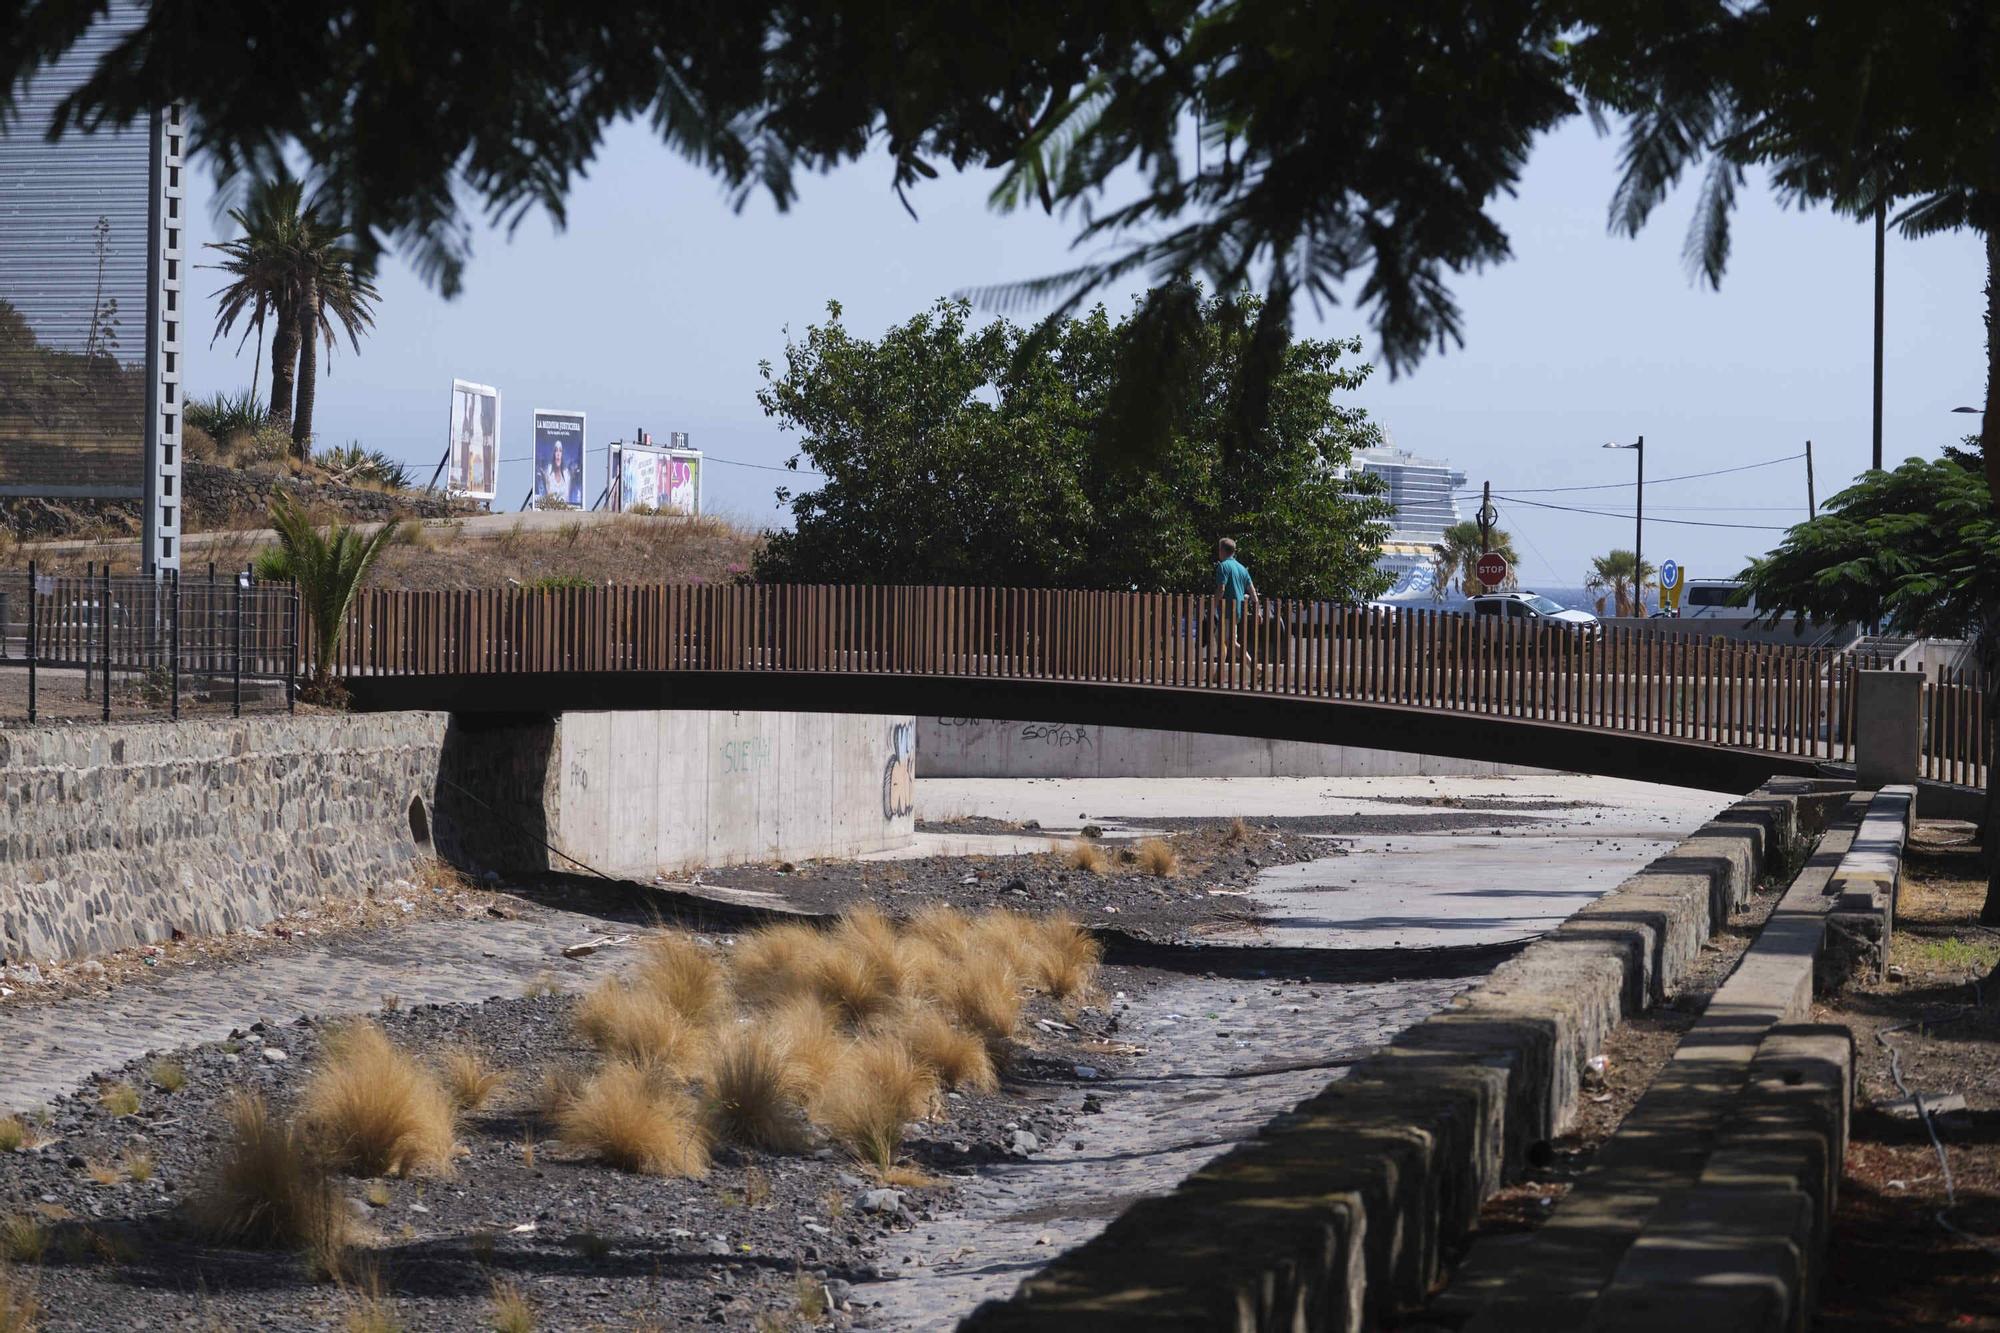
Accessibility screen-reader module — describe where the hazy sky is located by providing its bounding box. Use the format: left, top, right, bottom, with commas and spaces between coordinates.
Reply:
184, 114, 1985, 590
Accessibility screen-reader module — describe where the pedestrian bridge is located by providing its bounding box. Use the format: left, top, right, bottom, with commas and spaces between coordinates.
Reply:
331, 583, 1987, 795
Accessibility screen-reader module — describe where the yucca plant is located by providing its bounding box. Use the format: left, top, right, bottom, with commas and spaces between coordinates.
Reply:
261, 489, 395, 699
185, 388, 268, 444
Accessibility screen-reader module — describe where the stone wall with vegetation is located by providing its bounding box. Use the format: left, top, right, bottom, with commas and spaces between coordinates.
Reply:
0, 713, 449, 964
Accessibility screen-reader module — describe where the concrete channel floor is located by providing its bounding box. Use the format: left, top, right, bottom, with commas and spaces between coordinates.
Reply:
852, 775, 1730, 1327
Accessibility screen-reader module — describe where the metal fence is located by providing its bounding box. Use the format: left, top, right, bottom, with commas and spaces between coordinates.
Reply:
314, 583, 1990, 790
0, 562, 297, 723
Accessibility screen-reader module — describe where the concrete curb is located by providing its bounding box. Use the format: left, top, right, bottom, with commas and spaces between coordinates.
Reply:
957, 782, 1815, 1332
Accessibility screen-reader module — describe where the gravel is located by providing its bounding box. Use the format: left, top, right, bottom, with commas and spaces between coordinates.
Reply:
0, 979, 1124, 1330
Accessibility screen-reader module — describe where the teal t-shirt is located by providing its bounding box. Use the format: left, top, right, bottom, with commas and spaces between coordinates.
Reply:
1214, 556, 1254, 605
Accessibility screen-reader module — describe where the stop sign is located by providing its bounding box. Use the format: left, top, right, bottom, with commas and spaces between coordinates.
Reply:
1475, 551, 1509, 588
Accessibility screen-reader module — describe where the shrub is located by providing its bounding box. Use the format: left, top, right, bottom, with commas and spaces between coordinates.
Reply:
557, 1061, 709, 1177
188, 1092, 351, 1263
439, 1047, 509, 1111
1135, 837, 1180, 877
185, 388, 266, 443
815, 1034, 937, 1169
574, 978, 709, 1074
702, 1026, 809, 1152
636, 933, 729, 1025
298, 1021, 457, 1178
524, 574, 592, 591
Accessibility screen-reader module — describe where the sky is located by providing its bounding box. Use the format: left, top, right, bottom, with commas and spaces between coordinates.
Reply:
183, 114, 1987, 591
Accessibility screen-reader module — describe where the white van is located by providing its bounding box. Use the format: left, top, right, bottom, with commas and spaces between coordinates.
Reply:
1682, 579, 1759, 619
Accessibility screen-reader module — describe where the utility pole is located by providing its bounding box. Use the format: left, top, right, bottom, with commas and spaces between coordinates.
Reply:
1633, 436, 1645, 615
1479, 480, 1492, 554
1806, 439, 1816, 515
1873, 204, 1886, 471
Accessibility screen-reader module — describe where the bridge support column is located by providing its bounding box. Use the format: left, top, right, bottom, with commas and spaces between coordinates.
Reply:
1855, 669, 1923, 790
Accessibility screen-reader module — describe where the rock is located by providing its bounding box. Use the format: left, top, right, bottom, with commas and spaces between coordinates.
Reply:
1008, 1129, 1040, 1155
1073, 1065, 1100, 1080
857, 1188, 904, 1214
1004, 877, 1028, 893
702, 1235, 733, 1256
825, 1278, 853, 1309
835, 1172, 866, 1191
1581, 1054, 1609, 1090
260, 1047, 289, 1063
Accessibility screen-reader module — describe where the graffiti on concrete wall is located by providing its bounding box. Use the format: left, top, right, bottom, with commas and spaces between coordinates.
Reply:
1018, 722, 1093, 748
882, 720, 915, 819
720, 735, 773, 775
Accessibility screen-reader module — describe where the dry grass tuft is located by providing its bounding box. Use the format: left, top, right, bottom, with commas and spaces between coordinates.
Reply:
904, 903, 976, 959
0, 1217, 45, 1265
768, 996, 846, 1093
148, 1060, 188, 1094
557, 1062, 710, 1177
98, 1082, 140, 1117
489, 1276, 536, 1333
340, 1264, 404, 1333
1025, 914, 1103, 1005
83, 1159, 121, 1187
0, 1120, 20, 1154
439, 1047, 509, 1112
830, 904, 915, 995
1067, 840, 1109, 874
0, 1264, 37, 1333
934, 950, 1025, 1057
702, 1027, 809, 1152
520, 972, 566, 999
874, 1162, 941, 1189
1134, 837, 1180, 877
298, 1021, 457, 1178
573, 978, 710, 1074
815, 1033, 938, 1169
1223, 816, 1251, 846
810, 947, 898, 1028
885, 1006, 998, 1094
123, 1151, 155, 1184
730, 922, 827, 1009
188, 1092, 351, 1264
635, 932, 729, 1025
534, 1067, 585, 1126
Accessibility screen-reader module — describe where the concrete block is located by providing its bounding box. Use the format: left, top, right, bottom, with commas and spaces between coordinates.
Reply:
1854, 670, 1923, 788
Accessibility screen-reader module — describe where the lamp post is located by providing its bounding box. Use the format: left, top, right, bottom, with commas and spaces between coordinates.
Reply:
1603, 436, 1644, 615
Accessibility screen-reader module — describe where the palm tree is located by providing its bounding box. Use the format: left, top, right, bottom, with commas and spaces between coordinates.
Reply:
1586, 550, 1657, 617
206, 179, 307, 424
257, 489, 395, 698
289, 230, 380, 453
204, 180, 378, 457
1432, 520, 1520, 599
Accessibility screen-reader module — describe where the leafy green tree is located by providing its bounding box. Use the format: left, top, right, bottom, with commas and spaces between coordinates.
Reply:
1739, 458, 2000, 919
1585, 549, 1655, 618
1432, 521, 1519, 600
754, 293, 1393, 599
256, 489, 395, 698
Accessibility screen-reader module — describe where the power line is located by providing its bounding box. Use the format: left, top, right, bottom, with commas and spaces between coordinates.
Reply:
1455, 450, 1806, 497
1491, 492, 1792, 531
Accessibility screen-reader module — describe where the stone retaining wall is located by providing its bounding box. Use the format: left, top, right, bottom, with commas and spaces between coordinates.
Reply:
0, 713, 448, 964
961, 779, 1824, 1331
1, 707, 918, 965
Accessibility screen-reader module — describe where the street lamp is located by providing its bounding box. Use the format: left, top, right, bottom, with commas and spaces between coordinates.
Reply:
1603, 436, 1644, 615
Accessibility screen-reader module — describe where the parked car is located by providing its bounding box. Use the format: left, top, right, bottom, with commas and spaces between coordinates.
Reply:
1467, 591, 1602, 633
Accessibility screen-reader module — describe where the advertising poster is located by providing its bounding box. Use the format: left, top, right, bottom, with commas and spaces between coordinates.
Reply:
447, 379, 500, 499
663, 452, 701, 514
613, 443, 702, 514
617, 447, 658, 512
532, 409, 586, 507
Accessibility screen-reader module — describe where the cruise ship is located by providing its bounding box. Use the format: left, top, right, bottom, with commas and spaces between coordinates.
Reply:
1350, 446, 1467, 602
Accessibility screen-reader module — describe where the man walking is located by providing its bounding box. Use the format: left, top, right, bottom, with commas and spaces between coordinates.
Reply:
1213, 537, 1259, 682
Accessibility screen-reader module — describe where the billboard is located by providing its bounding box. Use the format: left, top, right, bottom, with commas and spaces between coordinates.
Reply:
612, 437, 701, 514
447, 379, 500, 499
0, 2, 154, 499
532, 409, 586, 507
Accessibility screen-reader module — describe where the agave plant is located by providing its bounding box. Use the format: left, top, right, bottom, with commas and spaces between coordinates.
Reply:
185, 388, 268, 444
260, 489, 395, 696
318, 442, 412, 490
